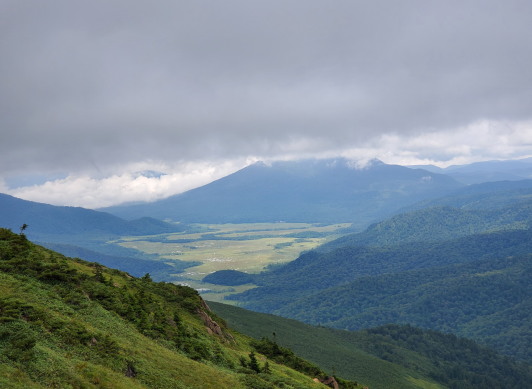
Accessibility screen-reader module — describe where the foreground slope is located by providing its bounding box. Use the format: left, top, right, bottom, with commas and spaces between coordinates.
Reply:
0, 228, 360, 389
102, 158, 462, 225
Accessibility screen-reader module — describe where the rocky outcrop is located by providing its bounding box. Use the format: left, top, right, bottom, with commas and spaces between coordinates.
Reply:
313, 376, 339, 389
197, 299, 235, 343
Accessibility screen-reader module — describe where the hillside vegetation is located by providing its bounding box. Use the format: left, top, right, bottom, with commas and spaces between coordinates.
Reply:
0, 228, 361, 389
210, 302, 532, 389
225, 199, 532, 363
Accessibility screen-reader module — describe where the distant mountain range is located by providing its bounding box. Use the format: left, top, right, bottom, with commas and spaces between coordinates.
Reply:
0, 193, 190, 280
411, 157, 532, 184
101, 158, 464, 225
0, 192, 183, 239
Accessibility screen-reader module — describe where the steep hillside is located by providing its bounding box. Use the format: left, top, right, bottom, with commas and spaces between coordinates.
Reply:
271, 254, 532, 362
223, 207, 532, 363
228, 228, 532, 308
0, 229, 361, 389
210, 302, 532, 389
101, 158, 462, 225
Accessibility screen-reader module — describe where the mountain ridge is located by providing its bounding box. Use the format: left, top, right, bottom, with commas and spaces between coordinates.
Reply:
101, 158, 463, 225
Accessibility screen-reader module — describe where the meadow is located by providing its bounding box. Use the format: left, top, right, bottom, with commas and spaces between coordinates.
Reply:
114, 222, 351, 301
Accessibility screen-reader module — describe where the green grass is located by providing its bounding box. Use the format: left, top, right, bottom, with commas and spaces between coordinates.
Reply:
113, 222, 350, 299
209, 301, 532, 389
0, 228, 362, 389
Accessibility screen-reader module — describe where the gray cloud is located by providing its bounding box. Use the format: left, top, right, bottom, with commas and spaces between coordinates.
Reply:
1, 1, 532, 198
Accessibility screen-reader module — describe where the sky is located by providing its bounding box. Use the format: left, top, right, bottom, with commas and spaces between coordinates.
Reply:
1, 0, 532, 208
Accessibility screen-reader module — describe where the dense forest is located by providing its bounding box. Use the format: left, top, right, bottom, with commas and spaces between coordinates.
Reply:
224, 197, 532, 364
211, 302, 532, 389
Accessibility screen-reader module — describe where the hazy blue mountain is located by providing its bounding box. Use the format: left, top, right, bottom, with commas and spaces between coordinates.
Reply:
0, 192, 184, 239
411, 158, 532, 184
101, 158, 463, 225
39, 242, 195, 280
0, 193, 194, 279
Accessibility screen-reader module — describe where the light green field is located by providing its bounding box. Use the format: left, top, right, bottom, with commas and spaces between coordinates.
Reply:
115, 222, 350, 300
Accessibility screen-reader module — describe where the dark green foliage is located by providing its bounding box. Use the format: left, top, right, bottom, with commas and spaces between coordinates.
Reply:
236, 249, 532, 362
229, 210, 532, 363
203, 270, 254, 286
0, 320, 37, 363
251, 338, 323, 378
320, 200, 532, 251
0, 297, 32, 322
211, 302, 532, 389
0, 228, 225, 366
248, 351, 261, 373
358, 325, 532, 389
231, 227, 532, 303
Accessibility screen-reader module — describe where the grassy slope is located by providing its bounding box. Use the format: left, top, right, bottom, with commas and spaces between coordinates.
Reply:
209, 302, 430, 389
209, 302, 532, 389
0, 228, 359, 389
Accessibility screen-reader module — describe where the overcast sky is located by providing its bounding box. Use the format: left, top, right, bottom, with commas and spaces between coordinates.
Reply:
1, 0, 532, 208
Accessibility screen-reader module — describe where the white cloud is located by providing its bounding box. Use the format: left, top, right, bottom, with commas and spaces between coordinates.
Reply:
6, 119, 531, 209
7, 160, 245, 208
1, 2, 532, 207
340, 119, 532, 167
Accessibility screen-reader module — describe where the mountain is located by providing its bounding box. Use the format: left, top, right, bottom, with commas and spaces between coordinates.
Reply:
0, 228, 363, 389
0, 193, 197, 282
318, 189, 532, 251
0, 193, 185, 239
210, 302, 532, 389
38, 242, 195, 279
101, 158, 463, 225
411, 158, 532, 184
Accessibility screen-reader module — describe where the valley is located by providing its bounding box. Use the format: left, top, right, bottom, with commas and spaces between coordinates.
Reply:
112, 222, 351, 301
2, 158, 532, 388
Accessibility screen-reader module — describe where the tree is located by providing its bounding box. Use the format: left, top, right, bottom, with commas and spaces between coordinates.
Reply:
19, 224, 28, 235
248, 351, 261, 373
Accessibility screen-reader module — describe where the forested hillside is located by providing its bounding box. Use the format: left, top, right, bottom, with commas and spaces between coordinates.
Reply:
0, 228, 361, 389
210, 302, 532, 389
222, 197, 532, 364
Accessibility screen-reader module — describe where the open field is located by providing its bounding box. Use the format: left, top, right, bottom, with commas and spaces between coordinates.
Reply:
114, 222, 351, 300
